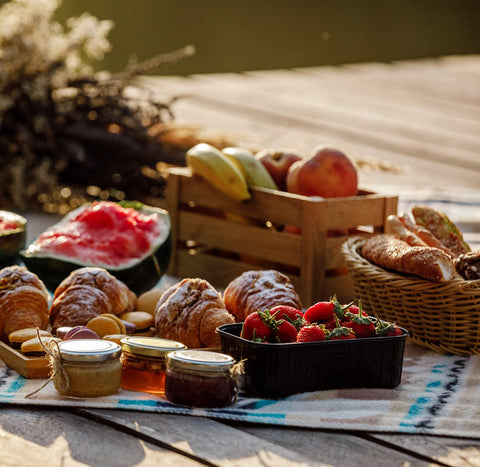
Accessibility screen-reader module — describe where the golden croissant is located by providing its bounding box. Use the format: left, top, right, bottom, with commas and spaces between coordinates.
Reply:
223, 269, 303, 322
0, 265, 49, 342
50, 267, 136, 330
155, 278, 235, 348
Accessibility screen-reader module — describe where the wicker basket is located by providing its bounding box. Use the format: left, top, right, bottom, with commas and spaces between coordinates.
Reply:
342, 236, 480, 356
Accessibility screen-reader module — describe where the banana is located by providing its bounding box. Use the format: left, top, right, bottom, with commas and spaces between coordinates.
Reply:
186, 143, 251, 201
222, 147, 278, 190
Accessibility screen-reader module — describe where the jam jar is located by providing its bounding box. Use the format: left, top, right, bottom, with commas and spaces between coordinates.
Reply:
53, 339, 122, 398
120, 336, 186, 395
165, 350, 240, 408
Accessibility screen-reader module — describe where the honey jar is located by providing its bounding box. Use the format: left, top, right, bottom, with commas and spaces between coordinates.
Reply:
165, 350, 240, 408
52, 339, 122, 398
120, 336, 186, 395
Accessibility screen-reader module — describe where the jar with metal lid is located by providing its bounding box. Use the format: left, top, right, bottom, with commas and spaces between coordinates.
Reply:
52, 339, 122, 398
120, 336, 186, 395
165, 350, 240, 408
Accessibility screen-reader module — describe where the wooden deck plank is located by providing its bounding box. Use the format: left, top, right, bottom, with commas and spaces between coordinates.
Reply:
370, 433, 480, 467
77, 409, 314, 467
77, 409, 429, 467
228, 424, 441, 467
0, 407, 202, 466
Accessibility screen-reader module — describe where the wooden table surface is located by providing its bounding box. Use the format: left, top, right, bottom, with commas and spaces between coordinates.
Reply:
3, 55, 480, 467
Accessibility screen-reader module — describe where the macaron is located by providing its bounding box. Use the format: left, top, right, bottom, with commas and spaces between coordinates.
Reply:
64, 326, 100, 340
98, 314, 126, 334
103, 334, 129, 345
119, 311, 155, 336
9, 328, 52, 349
21, 336, 62, 357
86, 315, 124, 338
136, 289, 163, 316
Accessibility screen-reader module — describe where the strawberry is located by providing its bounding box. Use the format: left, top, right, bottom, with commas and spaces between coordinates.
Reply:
304, 301, 335, 323
296, 324, 327, 343
342, 303, 375, 338
344, 304, 369, 320
270, 305, 304, 330
375, 319, 403, 337
273, 319, 298, 343
328, 315, 356, 340
304, 296, 354, 324
241, 310, 274, 341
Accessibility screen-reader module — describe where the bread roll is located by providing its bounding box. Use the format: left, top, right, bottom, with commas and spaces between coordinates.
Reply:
50, 267, 136, 330
223, 269, 302, 322
0, 266, 50, 342
361, 234, 456, 282
455, 251, 480, 280
155, 278, 235, 348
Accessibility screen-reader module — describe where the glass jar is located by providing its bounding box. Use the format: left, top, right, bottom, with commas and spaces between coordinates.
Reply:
53, 339, 122, 398
120, 336, 186, 395
165, 350, 240, 408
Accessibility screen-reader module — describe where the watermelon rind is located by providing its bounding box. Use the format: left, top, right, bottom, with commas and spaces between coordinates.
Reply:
0, 211, 27, 266
20, 203, 171, 295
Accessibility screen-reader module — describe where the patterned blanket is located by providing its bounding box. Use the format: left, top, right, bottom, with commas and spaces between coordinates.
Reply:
1, 342, 480, 438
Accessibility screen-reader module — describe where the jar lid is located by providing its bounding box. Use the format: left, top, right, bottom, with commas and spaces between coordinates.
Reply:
121, 336, 186, 358
58, 339, 121, 362
166, 350, 235, 375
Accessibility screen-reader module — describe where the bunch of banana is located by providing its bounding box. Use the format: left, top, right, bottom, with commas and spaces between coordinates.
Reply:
186, 144, 279, 201
186, 143, 250, 201
221, 147, 278, 190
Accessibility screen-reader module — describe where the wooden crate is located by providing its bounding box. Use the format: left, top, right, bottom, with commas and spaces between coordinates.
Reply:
166, 167, 397, 307
0, 341, 49, 379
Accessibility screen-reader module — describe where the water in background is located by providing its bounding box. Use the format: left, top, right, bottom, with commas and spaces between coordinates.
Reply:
55, 0, 480, 75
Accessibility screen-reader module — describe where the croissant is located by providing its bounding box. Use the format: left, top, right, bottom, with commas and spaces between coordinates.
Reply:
155, 278, 235, 348
223, 269, 303, 322
0, 266, 49, 342
50, 267, 136, 330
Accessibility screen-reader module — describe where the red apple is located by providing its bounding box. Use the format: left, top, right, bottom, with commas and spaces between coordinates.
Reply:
255, 148, 303, 191
286, 145, 358, 198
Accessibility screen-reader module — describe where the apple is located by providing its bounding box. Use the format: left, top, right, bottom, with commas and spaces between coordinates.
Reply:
255, 148, 303, 191
286, 145, 358, 198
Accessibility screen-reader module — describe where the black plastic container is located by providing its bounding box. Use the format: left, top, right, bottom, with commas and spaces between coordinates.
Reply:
217, 323, 408, 398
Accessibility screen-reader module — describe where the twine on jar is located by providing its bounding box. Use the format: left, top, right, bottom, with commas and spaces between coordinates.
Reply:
25, 328, 70, 398
230, 359, 245, 403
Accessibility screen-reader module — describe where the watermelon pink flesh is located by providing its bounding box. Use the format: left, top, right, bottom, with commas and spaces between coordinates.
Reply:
0, 219, 21, 231
34, 202, 162, 266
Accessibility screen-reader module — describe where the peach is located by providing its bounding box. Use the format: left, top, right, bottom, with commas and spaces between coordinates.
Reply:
286, 145, 358, 198
255, 148, 303, 191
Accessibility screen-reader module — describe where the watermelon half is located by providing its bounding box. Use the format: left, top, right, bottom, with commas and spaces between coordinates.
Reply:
0, 211, 27, 266
20, 201, 171, 295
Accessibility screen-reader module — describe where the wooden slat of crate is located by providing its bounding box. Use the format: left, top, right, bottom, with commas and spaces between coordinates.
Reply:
0, 341, 49, 379
178, 211, 303, 266
175, 249, 299, 289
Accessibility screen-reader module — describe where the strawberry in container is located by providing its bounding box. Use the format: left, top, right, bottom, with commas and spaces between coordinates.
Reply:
20, 201, 171, 294
0, 210, 26, 266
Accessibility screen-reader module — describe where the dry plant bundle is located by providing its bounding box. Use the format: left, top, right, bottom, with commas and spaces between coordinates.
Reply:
0, 0, 194, 213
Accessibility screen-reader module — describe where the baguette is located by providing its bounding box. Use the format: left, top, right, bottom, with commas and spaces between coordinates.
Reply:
411, 205, 470, 257
398, 212, 455, 258
387, 214, 427, 247
361, 234, 456, 282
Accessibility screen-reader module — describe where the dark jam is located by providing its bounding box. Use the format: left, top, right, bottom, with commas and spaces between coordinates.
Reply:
165, 369, 237, 408
164, 350, 239, 408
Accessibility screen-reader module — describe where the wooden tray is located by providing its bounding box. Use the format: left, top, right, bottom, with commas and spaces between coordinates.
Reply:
166, 167, 398, 307
0, 341, 50, 379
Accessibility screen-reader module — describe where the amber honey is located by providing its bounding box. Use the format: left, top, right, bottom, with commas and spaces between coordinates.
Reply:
120, 336, 186, 395
121, 352, 167, 395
